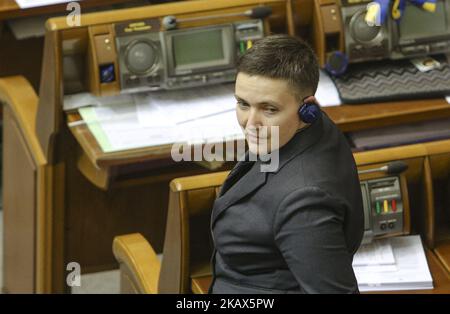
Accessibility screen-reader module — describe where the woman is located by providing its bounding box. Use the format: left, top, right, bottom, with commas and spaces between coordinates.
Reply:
209, 35, 364, 294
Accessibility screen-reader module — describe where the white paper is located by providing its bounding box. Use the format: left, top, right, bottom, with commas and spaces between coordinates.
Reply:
64, 92, 134, 111
79, 99, 177, 151
135, 83, 236, 127
315, 70, 341, 107
180, 109, 242, 145
354, 235, 433, 292
353, 238, 395, 266
77, 84, 244, 153
410, 57, 441, 73
15, 0, 76, 9
64, 93, 99, 111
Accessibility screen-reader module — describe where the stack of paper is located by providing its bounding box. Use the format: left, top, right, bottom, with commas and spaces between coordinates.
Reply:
353, 235, 433, 292
73, 84, 244, 153
353, 238, 396, 267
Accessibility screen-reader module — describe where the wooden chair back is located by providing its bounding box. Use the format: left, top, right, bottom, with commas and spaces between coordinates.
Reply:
158, 171, 229, 293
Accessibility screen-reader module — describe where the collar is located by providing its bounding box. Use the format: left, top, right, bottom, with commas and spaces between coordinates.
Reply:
258, 113, 324, 173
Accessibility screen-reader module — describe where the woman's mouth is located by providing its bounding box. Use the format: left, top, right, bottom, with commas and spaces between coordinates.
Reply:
246, 133, 267, 143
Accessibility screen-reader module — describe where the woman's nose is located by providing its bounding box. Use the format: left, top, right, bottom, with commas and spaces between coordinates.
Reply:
246, 108, 262, 129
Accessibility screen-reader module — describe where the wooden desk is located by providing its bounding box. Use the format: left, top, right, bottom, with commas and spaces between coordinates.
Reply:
66, 97, 450, 187
192, 275, 212, 294
190, 247, 450, 294
67, 112, 238, 190
435, 240, 450, 275
67, 113, 177, 168
68, 97, 450, 165
0, 0, 151, 104
323, 98, 450, 133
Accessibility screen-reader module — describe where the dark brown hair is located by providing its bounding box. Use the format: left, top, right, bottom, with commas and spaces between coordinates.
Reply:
236, 34, 319, 100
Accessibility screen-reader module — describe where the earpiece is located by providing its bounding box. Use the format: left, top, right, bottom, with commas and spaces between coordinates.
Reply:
161, 6, 272, 31
298, 96, 321, 124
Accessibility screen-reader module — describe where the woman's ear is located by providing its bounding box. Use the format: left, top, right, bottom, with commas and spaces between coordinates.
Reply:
302, 95, 320, 106
298, 95, 321, 124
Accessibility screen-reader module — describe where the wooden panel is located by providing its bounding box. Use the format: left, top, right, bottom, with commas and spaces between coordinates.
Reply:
120, 266, 139, 294
0, 76, 43, 164
423, 157, 435, 249
400, 174, 411, 236
186, 188, 216, 216
0, 76, 49, 292
429, 154, 450, 181
191, 275, 212, 294
64, 132, 170, 272
64, 181, 168, 272
159, 175, 223, 293
159, 190, 184, 293
2, 107, 36, 293
292, 0, 314, 26
435, 240, 450, 275
36, 30, 62, 164
113, 233, 161, 294
285, 0, 296, 35
324, 99, 450, 132
311, 0, 325, 66
87, 24, 120, 96
320, 4, 341, 33
49, 162, 66, 293
0, 27, 43, 93
45, 0, 288, 31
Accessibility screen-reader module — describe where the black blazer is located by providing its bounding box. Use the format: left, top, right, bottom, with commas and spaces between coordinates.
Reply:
209, 112, 364, 294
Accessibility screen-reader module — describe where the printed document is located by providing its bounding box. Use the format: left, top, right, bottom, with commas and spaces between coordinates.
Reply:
353, 235, 433, 292
75, 84, 243, 152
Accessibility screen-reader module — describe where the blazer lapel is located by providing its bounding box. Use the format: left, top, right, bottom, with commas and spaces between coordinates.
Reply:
211, 159, 267, 228
218, 158, 253, 196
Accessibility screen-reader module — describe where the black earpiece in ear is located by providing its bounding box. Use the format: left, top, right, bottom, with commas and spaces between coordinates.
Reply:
298, 96, 321, 124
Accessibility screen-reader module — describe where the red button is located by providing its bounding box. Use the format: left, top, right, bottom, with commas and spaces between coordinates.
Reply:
392, 199, 397, 212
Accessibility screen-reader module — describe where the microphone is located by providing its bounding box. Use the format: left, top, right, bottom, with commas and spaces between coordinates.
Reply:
162, 15, 177, 30
162, 6, 273, 30
244, 6, 273, 19
358, 161, 408, 175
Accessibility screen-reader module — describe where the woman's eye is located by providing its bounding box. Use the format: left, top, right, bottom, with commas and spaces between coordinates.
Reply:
237, 101, 249, 109
265, 107, 278, 114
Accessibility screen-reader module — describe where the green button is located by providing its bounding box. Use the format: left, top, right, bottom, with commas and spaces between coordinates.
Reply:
376, 202, 381, 214
240, 41, 245, 53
